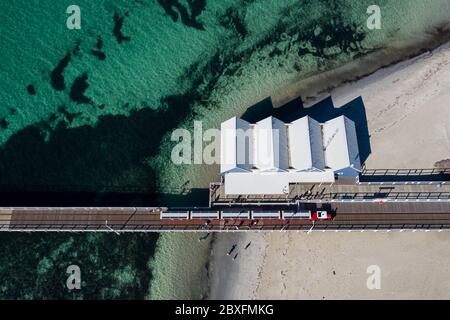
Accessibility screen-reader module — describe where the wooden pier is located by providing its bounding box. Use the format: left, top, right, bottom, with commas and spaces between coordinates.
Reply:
2, 168, 450, 232
1, 202, 450, 232
210, 181, 450, 205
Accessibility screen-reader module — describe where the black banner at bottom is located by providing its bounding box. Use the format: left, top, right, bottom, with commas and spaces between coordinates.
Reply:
0, 300, 445, 319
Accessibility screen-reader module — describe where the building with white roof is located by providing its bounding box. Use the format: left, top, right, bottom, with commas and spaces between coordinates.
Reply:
220, 114, 361, 195
322, 115, 361, 178
220, 117, 253, 174
253, 116, 289, 172
288, 116, 325, 172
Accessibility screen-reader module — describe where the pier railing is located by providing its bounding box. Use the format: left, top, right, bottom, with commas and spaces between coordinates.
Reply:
361, 168, 450, 176
2, 223, 449, 232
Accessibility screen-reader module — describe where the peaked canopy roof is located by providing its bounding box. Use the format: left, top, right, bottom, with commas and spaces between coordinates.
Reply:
253, 116, 289, 172
322, 115, 361, 175
220, 114, 361, 178
220, 117, 253, 174
288, 116, 325, 171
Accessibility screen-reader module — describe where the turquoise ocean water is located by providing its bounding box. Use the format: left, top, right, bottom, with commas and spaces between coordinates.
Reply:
0, 0, 450, 299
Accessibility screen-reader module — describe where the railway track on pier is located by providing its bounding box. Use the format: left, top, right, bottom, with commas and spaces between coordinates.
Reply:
1, 205, 450, 232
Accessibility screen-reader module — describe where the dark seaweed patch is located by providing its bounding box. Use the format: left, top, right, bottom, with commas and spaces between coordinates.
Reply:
157, 0, 178, 21
0, 94, 193, 197
73, 39, 82, 56
301, 20, 366, 59
113, 13, 131, 44
0, 0, 370, 201
91, 49, 106, 60
26, 84, 36, 95
0, 232, 158, 299
0, 119, 8, 129
57, 105, 82, 125
91, 36, 106, 60
69, 73, 92, 104
219, 7, 247, 38
48, 112, 58, 123
50, 53, 71, 91
172, 0, 369, 119
157, 0, 206, 30
187, 0, 207, 22
95, 36, 104, 50
266, 2, 368, 61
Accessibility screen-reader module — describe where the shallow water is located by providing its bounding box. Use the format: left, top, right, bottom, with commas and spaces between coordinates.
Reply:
0, 0, 449, 299
148, 232, 212, 300
0, 232, 157, 299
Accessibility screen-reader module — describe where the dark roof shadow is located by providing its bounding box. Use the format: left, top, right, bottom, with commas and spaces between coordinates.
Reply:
240, 96, 274, 123
240, 95, 372, 166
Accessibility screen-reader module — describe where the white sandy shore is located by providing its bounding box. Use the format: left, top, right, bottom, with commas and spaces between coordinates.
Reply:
208, 41, 450, 300
209, 232, 450, 299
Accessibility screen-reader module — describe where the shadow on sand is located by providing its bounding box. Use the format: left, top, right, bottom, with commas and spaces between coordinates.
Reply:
241, 95, 372, 166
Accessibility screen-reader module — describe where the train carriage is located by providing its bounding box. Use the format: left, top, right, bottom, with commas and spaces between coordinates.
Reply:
281, 210, 311, 220
159, 208, 331, 222
190, 210, 220, 219
251, 210, 281, 219
220, 210, 251, 219
160, 210, 189, 220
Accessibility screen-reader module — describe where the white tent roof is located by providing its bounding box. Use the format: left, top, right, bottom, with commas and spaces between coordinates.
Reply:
322, 116, 361, 175
253, 116, 289, 171
220, 117, 253, 174
288, 116, 325, 171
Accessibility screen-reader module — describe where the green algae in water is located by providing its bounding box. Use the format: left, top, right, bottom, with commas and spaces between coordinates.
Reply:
151, 0, 450, 195
2, 0, 450, 195
1, 0, 450, 300
0, 233, 157, 299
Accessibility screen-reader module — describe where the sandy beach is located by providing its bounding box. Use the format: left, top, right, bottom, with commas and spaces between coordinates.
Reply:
208, 232, 450, 299
207, 40, 450, 300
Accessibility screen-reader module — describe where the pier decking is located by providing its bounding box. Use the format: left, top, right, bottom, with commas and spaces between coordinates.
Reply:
2, 169, 450, 232
1, 202, 450, 232
210, 181, 450, 205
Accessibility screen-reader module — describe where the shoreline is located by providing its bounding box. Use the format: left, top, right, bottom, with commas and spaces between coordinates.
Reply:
206, 30, 450, 300
168, 24, 450, 195
272, 21, 450, 108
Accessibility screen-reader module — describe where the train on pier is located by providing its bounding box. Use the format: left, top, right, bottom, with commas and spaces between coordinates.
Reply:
160, 209, 332, 221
